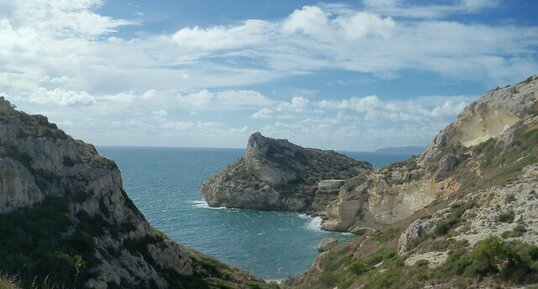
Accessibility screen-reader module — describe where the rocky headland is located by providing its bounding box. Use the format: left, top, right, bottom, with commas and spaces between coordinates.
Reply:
283, 76, 538, 289
0, 97, 275, 289
322, 75, 538, 233
201, 132, 372, 212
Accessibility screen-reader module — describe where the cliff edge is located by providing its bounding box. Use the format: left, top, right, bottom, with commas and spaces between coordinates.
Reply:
201, 132, 372, 212
283, 77, 538, 289
0, 97, 275, 289
322, 75, 538, 233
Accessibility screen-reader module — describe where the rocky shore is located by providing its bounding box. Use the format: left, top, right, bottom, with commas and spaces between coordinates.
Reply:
201, 132, 372, 212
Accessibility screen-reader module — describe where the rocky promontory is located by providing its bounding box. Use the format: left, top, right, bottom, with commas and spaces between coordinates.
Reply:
322, 75, 538, 233
283, 77, 538, 289
0, 97, 274, 289
201, 132, 372, 212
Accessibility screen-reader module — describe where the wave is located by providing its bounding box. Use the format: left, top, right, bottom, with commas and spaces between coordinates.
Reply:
264, 279, 284, 284
304, 216, 323, 232
190, 200, 226, 210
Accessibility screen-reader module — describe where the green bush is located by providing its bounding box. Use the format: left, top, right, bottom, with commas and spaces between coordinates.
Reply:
497, 210, 515, 223
348, 259, 370, 275
0, 198, 96, 288
434, 201, 476, 236
439, 236, 538, 283
373, 228, 401, 244
362, 271, 399, 289
318, 271, 339, 287
366, 249, 397, 266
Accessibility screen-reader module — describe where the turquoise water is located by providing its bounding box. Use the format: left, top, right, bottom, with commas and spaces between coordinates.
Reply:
98, 147, 413, 280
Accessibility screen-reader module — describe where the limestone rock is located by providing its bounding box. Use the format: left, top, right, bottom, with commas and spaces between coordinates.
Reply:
322, 75, 538, 232
201, 132, 372, 212
317, 238, 338, 252
398, 217, 437, 255
0, 97, 270, 289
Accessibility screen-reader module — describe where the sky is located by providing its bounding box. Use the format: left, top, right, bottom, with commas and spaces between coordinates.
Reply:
0, 0, 537, 151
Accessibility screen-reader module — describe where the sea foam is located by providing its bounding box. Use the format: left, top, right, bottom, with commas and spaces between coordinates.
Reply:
191, 200, 225, 210
304, 216, 323, 232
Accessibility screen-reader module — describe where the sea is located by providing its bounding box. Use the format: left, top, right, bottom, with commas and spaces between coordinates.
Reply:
98, 147, 415, 280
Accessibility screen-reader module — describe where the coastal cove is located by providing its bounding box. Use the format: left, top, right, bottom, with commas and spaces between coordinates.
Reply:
98, 146, 414, 280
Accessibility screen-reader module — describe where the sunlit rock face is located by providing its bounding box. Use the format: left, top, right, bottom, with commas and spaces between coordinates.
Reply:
0, 97, 271, 289
323, 75, 538, 233
202, 132, 372, 212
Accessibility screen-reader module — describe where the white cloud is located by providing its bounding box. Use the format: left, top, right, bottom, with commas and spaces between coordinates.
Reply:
230, 126, 249, 134
172, 19, 271, 50
282, 6, 395, 40
162, 121, 194, 130
0, 0, 536, 150
317, 94, 474, 122
176, 89, 273, 110
161, 5, 538, 85
8, 0, 130, 37
29, 88, 96, 106
251, 108, 273, 119
152, 109, 168, 116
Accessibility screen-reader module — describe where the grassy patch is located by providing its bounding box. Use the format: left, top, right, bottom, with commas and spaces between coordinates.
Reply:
362, 271, 399, 289
373, 228, 401, 244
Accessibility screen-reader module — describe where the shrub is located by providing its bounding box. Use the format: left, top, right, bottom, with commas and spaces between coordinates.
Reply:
434, 215, 459, 236
348, 259, 370, 275
0, 198, 96, 288
501, 225, 526, 239
318, 271, 340, 287
363, 271, 399, 289
373, 228, 401, 244
439, 236, 538, 283
505, 194, 516, 203
497, 211, 515, 223
434, 201, 476, 236
366, 249, 397, 266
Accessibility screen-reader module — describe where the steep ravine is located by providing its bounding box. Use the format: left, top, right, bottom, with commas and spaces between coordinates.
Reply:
0, 97, 276, 289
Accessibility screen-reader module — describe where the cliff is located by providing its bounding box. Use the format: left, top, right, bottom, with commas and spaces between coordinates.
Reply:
0, 97, 275, 289
284, 76, 538, 289
323, 75, 538, 232
201, 132, 372, 212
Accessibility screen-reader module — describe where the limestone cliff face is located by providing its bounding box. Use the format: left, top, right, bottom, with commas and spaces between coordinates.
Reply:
323, 75, 538, 232
201, 132, 372, 212
283, 76, 538, 289
0, 97, 272, 289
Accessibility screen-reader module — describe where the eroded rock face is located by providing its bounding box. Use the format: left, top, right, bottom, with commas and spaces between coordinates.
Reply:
317, 238, 338, 252
0, 97, 269, 289
323, 75, 538, 232
201, 132, 372, 212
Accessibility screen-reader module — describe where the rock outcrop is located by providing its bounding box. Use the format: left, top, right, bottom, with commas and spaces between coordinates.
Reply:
317, 238, 338, 253
323, 75, 538, 232
201, 132, 372, 212
0, 97, 273, 289
283, 75, 538, 289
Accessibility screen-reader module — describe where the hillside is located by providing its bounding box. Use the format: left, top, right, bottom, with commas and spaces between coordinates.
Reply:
374, 146, 424, 155
201, 132, 372, 212
0, 97, 275, 289
283, 76, 538, 288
